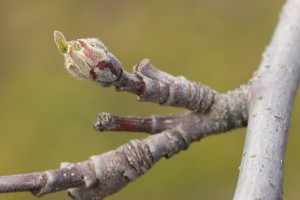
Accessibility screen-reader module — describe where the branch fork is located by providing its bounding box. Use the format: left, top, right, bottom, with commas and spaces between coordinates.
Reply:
1, 1, 300, 198
0, 31, 249, 199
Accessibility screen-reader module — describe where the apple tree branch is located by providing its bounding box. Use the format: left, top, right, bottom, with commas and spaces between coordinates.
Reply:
0, 0, 299, 199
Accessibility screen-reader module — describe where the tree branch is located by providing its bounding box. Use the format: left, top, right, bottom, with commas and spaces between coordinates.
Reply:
1, 1, 299, 199
0, 82, 248, 199
234, 0, 300, 199
93, 112, 184, 134
54, 31, 216, 113
0, 87, 247, 200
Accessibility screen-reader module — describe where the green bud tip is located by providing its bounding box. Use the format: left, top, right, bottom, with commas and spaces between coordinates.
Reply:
54, 31, 68, 54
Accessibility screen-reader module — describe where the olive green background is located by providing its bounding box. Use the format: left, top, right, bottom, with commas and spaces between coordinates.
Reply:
0, 0, 299, 199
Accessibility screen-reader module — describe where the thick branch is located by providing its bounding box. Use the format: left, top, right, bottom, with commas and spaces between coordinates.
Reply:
234, 0, 300, 199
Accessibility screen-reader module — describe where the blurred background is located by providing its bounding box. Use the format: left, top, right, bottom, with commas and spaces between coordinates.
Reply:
0, 0, 299, 199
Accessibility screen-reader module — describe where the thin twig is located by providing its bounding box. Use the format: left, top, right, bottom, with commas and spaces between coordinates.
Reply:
54, 32, 216, 113
93, 112, 186, 134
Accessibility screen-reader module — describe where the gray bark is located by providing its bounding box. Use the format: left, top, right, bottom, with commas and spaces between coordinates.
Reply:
234, 0, 300, 199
